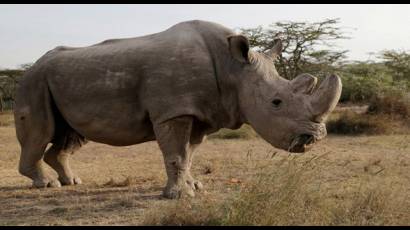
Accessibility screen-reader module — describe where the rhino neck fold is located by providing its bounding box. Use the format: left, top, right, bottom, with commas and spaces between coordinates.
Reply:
199, 28, 247, 130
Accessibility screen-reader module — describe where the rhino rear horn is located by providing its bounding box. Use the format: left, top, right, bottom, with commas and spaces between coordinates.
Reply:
291, 73, 318, 94
310, 74, 342, 123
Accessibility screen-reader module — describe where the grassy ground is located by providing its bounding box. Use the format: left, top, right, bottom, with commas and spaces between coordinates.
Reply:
0, 111, 14, 127
0, 112, 409, 225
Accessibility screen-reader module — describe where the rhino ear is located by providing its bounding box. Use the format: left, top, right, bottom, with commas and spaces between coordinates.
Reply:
267, 39, 283, 60
227, 35, 250, 64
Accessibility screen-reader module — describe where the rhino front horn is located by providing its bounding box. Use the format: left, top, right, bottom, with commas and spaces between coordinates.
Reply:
310, 74, 342, 123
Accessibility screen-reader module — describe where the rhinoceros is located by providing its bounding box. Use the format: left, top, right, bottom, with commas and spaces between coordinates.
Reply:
14, 20, 341, 198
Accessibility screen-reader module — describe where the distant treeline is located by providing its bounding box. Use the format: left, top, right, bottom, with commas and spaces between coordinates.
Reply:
0, 67, 26, 111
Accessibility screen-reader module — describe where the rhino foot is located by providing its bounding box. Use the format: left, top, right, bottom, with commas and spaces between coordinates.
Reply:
58, 176, 82, 186
163, 177, 204, 199
186, 176, 203, 191
32, 177, 81, 188
163, 184, 195, 199
187, 180, 204, 191
32, 179, 62, 188
191, 180, 203, 191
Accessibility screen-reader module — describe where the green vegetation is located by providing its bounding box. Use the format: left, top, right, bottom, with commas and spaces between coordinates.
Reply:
241, 18, 348, 80
0, 64, 30, 111
339, 60, 409, 104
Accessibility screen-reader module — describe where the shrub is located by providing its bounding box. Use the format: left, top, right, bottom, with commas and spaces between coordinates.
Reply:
339, 74, 384, 103
367, 89, 409, 119
326, 112, 390, 135
337, 61, 409, 104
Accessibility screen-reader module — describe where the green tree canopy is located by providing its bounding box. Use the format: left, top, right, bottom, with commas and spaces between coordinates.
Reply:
379, 50, 410, 84
0, 63, 32, 110
240, 18, 350, 79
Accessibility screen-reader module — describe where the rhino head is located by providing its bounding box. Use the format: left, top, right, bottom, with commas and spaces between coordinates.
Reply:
227, 35, 342, 153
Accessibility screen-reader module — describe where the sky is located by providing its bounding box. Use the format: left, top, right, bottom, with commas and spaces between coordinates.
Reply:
0, 4, 409, 69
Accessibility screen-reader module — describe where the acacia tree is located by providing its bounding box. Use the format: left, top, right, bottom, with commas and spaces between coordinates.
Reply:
380, 50, 410, 85
240, 18, 350, 79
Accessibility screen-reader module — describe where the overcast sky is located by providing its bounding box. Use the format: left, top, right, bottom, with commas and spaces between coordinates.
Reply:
0, 4, 409, 69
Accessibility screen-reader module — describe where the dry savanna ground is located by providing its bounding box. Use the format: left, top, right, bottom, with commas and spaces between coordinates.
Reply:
0, 111, 409, 225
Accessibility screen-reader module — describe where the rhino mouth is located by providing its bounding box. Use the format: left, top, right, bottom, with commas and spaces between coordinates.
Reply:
288, 134, 316, 153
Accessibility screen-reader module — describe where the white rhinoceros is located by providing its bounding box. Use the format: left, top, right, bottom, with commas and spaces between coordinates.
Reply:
14, 20, 341, 198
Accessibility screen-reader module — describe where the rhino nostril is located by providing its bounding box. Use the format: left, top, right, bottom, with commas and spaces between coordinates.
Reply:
299, 134, 314, 145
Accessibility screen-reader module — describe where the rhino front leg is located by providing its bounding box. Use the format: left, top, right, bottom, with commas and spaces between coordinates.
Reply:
154, 116, 204, 199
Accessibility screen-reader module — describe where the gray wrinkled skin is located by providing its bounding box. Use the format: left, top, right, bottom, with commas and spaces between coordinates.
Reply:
14, 20, 342, 198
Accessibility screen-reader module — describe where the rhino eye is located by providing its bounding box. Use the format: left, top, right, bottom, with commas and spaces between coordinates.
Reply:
272, 99, 282, 108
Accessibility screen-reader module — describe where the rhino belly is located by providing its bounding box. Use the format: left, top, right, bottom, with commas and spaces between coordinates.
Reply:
47, 71, 155, 146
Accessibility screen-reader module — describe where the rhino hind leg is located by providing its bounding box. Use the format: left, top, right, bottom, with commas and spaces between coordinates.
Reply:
14, 85, 61, 188
43, 144, 82, 186
44, 111, 87, 186
153, 116, 206, 199
18, 144, 62, 188
15, 80, 86, 188
186, 119, 207, 191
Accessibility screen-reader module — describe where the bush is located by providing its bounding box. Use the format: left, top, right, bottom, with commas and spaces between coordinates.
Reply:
367, 90, 409, 119
338, 62, 394, 103
337, 61, 410, 104
327, 108, 409, 135
326, 112, 390, 135
339, 74, 384, 103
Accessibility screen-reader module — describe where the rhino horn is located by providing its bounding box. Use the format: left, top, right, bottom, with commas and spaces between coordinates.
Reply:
291, 73, 318, 94
310, 74, 342, 123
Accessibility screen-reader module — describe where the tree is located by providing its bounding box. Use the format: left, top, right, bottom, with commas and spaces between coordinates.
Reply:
379, 50, 410, 85
240, 18, 350, 80
0, 63, 32, 111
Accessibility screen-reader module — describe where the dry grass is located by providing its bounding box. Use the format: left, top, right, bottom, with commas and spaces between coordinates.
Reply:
0, 112, 409, 225
143, 148, 409, 226
0, 111, 14, 127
